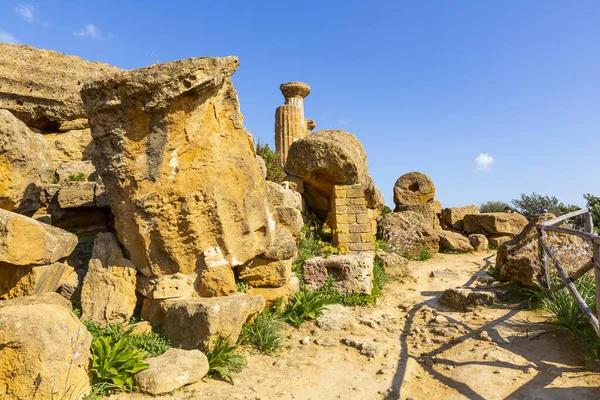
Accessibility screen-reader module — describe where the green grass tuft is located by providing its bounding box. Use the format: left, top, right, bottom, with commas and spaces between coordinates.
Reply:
206, 335, 246, 384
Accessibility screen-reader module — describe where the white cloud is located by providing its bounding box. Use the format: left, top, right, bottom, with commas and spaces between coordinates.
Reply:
474, 153, 495, 171
14, 4, 36, 23
0, 30, 19, 43
338, 119, 349, 126
73, 24, 101, 39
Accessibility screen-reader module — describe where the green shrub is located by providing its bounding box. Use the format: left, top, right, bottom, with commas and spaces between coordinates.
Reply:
583, 193, 600, 233
382, 205, 393, 216
534, 276, 600, 363
417, 247, 432, 261
83, 321, 126, 346
206, 335, 246, 384
236, 280, 249, 293
375, 239, 393, 252
283, 287, 328, 327
511, 192, 579, 220
127, 332, 171, 358
69, 172, 86, 182
256, 141, 285, 183
480, 200, 510, 213
90, 336, 148, 389
239, 308, 283, 354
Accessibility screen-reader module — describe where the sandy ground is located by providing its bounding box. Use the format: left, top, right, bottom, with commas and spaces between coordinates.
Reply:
112, 251, 600, 400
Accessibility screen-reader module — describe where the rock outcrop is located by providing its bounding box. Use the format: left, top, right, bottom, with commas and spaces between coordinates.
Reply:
135, 349, 209, 395
0, 293, 92, 399
0, 43, 120, 130
81, 56, 276, 279
437, 230, 474, 253
285, 130, 384, 218
469, 234, 489, 251
377, 211, 440, 257
0, 110, 55, 214
463, 213, 528, 237
495, 213, 589, 287
393, 172, 435, 208
303, 252, 374, 294
80, 233, 137, 326
141, 293, 265, 351
441, 205, 479, 231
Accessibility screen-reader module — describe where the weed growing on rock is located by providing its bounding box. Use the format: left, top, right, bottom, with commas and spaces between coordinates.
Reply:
485, 265, 501, 282
206, 335, 246, 384
375, 239, 393, 252
417, 247, 432, 261
319, 259, 389, 306
236, 280, 249, 293
68, 172, 86, 182
293, 223, 344, 277
127, 332, 171, 358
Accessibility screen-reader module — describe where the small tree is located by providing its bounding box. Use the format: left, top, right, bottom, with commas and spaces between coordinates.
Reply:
511, 192, 579, 220
256, 141, 285, 183
583, 193, 600, 234
479, 200, 510, 213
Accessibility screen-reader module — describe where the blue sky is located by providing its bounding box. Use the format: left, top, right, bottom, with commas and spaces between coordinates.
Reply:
2, 1, 599, 208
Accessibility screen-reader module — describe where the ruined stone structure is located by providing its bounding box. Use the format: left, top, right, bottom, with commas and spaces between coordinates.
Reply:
330, 184, 374, 253
275, 82, 312, 165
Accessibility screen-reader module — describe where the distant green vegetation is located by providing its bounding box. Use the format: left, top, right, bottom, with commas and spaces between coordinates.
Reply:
256, 141, 285, 183
479, 200, 509, 213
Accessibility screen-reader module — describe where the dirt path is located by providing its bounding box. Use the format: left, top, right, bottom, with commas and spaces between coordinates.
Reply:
112, 251, 600, 400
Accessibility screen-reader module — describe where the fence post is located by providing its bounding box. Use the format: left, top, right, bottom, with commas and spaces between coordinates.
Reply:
584, 212, 594, 233
538, 229, 550, 288
595, 242, 600, 320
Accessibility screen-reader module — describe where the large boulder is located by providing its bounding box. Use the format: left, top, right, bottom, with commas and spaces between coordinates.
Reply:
394, 204, 437, 230
438, 230, 474, 253
0, 110, 55, 214
377, 211, 440, 257
141, 293, 265, 351
284, 130, 384, 218
463, 213, 528, 237
303, 252, 374, 295
43, 129, 95, 162
0, 43, 120, 129
469, 234, 489, 251
441, 205, 480, 231
0, 208, 78, 266
0, 293, 92, 399
81, 56, 275, 278
393, 172, 435, 208
80, 233, 137, 326
135, 349, 209, 395
1, 262, 73, 300
496, 213, 589, 287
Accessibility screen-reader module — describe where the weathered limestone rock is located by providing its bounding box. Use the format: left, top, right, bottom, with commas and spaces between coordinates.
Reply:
55, 161, 97, 183
317, 304, 355, 331
285, 130, 384, 218
489, 236, 512, 248
0, 208, 78, 265
239, 258, 292, 288
128, 321, 153, 335
0, 293, 92, 399
438, 231, 474, 253
136, 274, 196, 299
43, 129, 94, 162
395, 204, 437, 230
256, 155, 267, 179
82, 56, 274, 278
141, 293, 265, 351
393, 172, 435, 208
195, 247, 237, 297
276, 206, 304, 235
59, 118, 89, 132
59, 268, 87, 303
136, 348, 209, 395
375, 251, 412, 281
1, 262, 73, 299
246, 276, 299, 306
431, 200, 443, 216
261, 229, 298, 261
266, 180, 302, 210
439, 288, 506, 311
495, 213, 589, 287
377, 211, 440, 257
469, 234, 489, 251
57, 182, 96, 208
0, 43, 120, 129
0, 110, 55, 214
463, 213, 528, 237
469, 233, 490, 251
80, 233, 137, 326
441, 205, 480, 231
275, 82, 311, 165
303, 252, 374, 295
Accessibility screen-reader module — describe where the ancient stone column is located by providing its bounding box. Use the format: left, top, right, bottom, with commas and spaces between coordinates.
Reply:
275, 82, 310, 166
